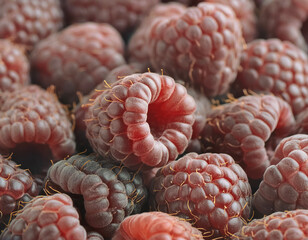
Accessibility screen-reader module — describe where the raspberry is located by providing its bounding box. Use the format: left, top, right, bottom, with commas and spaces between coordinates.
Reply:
0, 85, 75, 175
0, 40, 29, 92
0, 0, 63, 49
0, 155, 38, 223
253, 134, 308, 216
232, 209, 308, 239
85, 72, 196, 170
148, 2, 243, 98
150, 152, 252, 239
112, 211, 203, 240
87, 232, 104, 240
30, 22, 126, 104
63, 0, 160, 34
128, 2, 187, 70
0, 193, 87, 240
260, 0, 308, 52
44, 154, 147, 238
234, 39, 308, 116
201, 95, 295, 179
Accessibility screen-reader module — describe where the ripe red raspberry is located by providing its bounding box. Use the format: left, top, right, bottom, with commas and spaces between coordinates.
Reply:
0, 0, 63, 49
128, 2, 187, 70
85, 72, 196, 170
31, 22, 126, 104
148, 2, 243, 98
150, 152, 252, 239
253, 134, 308, 216
260, 0, 308, 52
201, 95, 295, 179
0, 193, 87, 240
232, 209, 308, 239
0, 85, 75, 175
234, 39, 308, 116
0, 155, 38, 222
63, 0, 160, 34
0, 40, 29, 92
112, 211, 203, 240
44, 154, 148, 238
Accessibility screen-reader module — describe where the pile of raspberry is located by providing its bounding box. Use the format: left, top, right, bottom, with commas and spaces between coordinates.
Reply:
1, 0, 308, 239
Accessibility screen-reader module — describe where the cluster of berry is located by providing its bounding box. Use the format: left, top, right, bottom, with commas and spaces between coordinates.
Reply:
0, 0, 308, 239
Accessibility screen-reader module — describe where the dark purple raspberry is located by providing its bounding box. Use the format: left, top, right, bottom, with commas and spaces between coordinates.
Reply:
0, 193, 87, 240
31, 22, 126, 104
0, 85, 75, 175
253, 134, 308, 216
85, 72, 196, 170
87, 232, 104, 240
201, 95, 295, 179
0, 0, 63, 49
0, 40, 29, 92
112, 212, 203, 240
234, 39, 308, 116
44, 154, 147, 239
150, 152, 252, 239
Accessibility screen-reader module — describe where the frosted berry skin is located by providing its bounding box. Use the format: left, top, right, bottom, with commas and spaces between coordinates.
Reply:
31, 22, 126, 104
150, 152, 252, 239
0, 156, 38, 221
148, 2, 243, 98
112, 211, 203, 240
253, 134, 308, 216
260, 0, 308, 52
63, 0, 160, 33
85, 72, 196, 170
201, 95, 295, 179
0, 193, 87, 240
0, 0, 63, 48
232, 209, 308, 240
0, 40, 29, 92
44, 154, 147, 238
235, 39, 308, 116
0, 85, 75, 172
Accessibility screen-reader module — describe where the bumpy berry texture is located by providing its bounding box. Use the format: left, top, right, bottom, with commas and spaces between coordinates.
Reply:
0, 0, 63, 48
148, 2, 243, 97
253, 134, 308, 216
112, 211, 203, 240
44, 154, 147, 238
234, 39, 308, 116
31, 22, 126, 104
128, 2, 187, 70
232, 209, 308, 239
63, 0, 160, 33
85, 72, 196, 170
0, 193, 87, 240
87, 232, 104, 240
0, 155, 38, 222
0, 85, 75, 174
201, 95, 295, 179
0, 40, 29, 92
151, 152, 252, 239
260, 0, 308, 52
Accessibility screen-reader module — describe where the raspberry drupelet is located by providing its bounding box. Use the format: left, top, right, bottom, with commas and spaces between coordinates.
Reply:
148, 2, 243, 98
0, 0, 63, 49
150, 152, 252, 239
0, 193, 87, 240
44, 154, 147, 239
232, 209, 308, 239
0, 40, 29, 92
85, 72, 196, 170
63, 0, 160, 34
0, 85, 75, 175
201, 95, 295, 180
234, 39, 308, 116
31, 22, 126, 104
112, 211, 203, 240
253, 134, 308, 216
